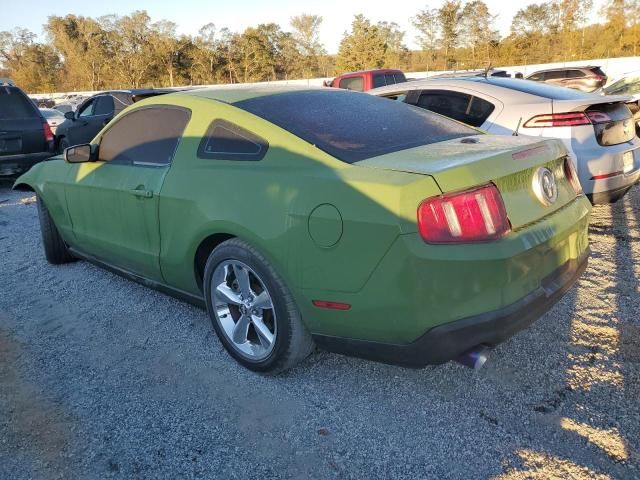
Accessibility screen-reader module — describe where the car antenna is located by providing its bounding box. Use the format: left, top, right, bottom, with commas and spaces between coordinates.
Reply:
513, 117, 522, 136
483, 62, 492, 79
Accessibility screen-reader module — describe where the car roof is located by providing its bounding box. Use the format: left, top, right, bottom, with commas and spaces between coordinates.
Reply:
528, 65, 598, 74
177, 85, 324, 104
369, 76, 606, 101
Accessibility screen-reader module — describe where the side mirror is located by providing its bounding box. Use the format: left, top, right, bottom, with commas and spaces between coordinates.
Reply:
64, 111, 75, 120
64, 144, 98, 163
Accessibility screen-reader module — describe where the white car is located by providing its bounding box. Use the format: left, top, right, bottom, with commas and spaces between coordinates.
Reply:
370, 77, 640, 204
39, 108, 66, 135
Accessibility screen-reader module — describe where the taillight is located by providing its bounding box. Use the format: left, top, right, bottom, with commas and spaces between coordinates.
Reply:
417, 184, 511, 244
524, 112, 591, 128
42, 121, 54, 143
563, 158, 583, 195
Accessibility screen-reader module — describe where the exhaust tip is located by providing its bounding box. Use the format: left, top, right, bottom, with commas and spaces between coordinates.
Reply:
455, 345, 490, 370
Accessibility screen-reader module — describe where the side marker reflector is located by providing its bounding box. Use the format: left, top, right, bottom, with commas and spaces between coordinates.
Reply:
312, 300, 351, 310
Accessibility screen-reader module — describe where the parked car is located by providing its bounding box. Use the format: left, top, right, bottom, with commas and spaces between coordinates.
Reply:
15, 87, 591, 373
52, 103, 75, 115
54, 89, 178, 152
370, 77, 640, 204
596, 70, 640, 137
324, 69, 406, 92
0, 85, 55, 176
39, 108, 65, 135
526, 66, 607, 92
428, 68, 511, 79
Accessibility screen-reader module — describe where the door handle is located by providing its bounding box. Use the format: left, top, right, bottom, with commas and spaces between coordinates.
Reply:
129, 188, 153, 198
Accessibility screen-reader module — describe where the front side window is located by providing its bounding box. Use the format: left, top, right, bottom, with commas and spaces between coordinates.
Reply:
416, 90, 495, 128
78, 100, 95, 117
339, 76, 365, 91
197, 120, 268, 161
99, 106, 191, 165
94, 95, 115, 116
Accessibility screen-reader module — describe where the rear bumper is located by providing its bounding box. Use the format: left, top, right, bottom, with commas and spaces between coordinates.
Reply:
572, 136, 640, 202
314, 249, 589, 367
587, 179, 638, 204
0, 151, 54, 176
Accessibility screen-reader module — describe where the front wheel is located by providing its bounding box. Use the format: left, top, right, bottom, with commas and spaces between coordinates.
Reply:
36, 196, 75, 264
57, 137, 69, 154
203, 238, 314, 374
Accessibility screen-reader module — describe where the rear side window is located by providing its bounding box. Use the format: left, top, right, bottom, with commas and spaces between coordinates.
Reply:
566, 70, 586, 78
197, 119, 268, 161
373, 74, 386, 89
528, 72, 544, 81
416, 90, 495, 128
338, 76, 364, 91
99, 106, 191, 165
94, 96, 115, 115
234, 90, 476, 163
544, 70, 567, 80
0, 87, 38, 119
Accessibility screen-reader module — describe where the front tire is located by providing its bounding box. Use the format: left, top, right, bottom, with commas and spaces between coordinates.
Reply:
36, 196, 74, 264
57, 137, 69, 154
203, 238, 314, 374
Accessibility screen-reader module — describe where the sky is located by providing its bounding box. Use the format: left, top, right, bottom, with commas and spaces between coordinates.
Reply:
1, 0, 607, 54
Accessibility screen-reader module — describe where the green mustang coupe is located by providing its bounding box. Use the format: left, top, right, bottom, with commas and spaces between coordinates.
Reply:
15, 87, 591, 373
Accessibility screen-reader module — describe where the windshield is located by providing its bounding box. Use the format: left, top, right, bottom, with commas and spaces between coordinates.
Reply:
234, 90, 476, 163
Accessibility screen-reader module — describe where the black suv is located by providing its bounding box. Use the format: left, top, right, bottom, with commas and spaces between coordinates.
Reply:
0, 85, 55, 176
55, 89, 178, 152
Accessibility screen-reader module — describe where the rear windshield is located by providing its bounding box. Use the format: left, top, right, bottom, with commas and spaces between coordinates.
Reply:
234, 90, 476, 163
0, 86, 38, 119
590, 67, 606, 77
470, 77, 594, 100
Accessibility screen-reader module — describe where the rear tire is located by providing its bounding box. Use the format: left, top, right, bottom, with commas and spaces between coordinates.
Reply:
36, 196, 74, 264
203, 238, 314, 374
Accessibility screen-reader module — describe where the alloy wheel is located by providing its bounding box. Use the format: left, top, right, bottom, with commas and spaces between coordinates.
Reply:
211, 260, 277, 361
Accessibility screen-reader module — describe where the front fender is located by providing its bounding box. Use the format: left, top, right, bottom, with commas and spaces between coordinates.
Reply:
13, 158, 74, 242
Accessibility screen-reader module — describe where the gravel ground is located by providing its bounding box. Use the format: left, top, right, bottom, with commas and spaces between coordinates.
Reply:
1, 180, 639, 480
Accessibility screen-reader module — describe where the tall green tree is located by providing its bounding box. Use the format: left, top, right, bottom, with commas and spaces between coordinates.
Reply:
290, 14, 325, 78
461, 1, 498, 67
413, 8, 439, 70
335, 14, 387, 72
437, 0, 463, 68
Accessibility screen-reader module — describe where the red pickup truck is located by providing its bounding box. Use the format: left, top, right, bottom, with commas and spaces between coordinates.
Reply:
324, 69, 407, 92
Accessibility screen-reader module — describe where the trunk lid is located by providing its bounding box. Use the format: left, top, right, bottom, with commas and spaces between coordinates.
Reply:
552, 96, 635, 146
0, 86, 46, 157
356, 135, 577, 230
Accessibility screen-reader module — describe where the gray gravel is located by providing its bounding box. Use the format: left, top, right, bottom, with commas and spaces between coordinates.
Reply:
1, 180, 639, 480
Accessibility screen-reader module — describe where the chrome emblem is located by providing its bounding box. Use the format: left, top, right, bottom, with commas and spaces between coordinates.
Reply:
532, 167, 558, 206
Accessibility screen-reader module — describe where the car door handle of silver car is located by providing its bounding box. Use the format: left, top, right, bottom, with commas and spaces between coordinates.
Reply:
129, 188, 153, 198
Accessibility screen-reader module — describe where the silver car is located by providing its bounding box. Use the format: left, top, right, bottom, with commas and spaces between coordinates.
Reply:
370, 77, 640, 204
39, 108, 65, 135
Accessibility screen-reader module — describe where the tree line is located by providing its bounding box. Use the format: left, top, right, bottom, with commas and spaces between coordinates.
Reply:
0, 0, 638, 93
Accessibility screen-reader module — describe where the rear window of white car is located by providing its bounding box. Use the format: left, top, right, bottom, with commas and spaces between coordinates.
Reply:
234, 90, 476, 163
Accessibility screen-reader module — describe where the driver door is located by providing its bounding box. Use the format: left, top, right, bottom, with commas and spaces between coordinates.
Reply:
65, 105, 191, 281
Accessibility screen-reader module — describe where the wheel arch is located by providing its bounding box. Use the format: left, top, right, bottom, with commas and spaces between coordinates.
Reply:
194, 232, 236, 291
